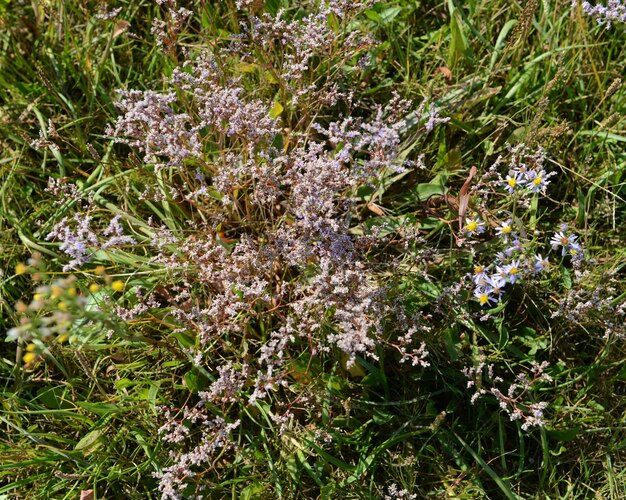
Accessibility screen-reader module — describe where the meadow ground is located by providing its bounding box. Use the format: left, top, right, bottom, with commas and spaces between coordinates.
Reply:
1, 1, 626, 498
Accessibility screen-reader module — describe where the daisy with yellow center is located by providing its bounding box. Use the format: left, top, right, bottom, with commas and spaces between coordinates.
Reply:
464, 217, 485, 236
474, 287, 496, 306
526, 169, 548, 193
496, 219, 514, 239
503, 171, 525, 194
504, 260, 521, 283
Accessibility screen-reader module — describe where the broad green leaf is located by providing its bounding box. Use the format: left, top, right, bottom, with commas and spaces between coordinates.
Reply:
379, 6, 403, 24
75, 429, 104, 452
36, 386, 72, 410
561, 265, 572, 289
415, 182, 446, 201
448, 10, 467, 69
364, 9, 381, 23
76, 402, 121, 415
240, 483, 267, 500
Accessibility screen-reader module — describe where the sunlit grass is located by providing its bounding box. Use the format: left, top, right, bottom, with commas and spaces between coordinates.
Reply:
1, 1, 626, 498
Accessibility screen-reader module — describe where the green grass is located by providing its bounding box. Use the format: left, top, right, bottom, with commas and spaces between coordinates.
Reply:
2, 0, 626, 498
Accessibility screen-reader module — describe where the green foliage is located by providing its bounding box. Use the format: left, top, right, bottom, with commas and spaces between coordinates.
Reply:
2, 0, 626, 498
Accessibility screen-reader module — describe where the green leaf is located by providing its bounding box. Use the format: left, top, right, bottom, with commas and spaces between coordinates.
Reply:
364, 9, 381, 23
76, 402, 121, 415
184, 369, 209, 392
448, 9, 467, 69
240, 483, 267, 500
36, 386, 72, 410
498, 322, 509, 349
320, 484, 337, 499
415, 182, 446, 201
561, 265, 572, 289
444, 327, 463, 362
173, 331, 195, 349
546, 428, 581, 442
379, 6, 403, 24
184, 371, 201, 392
74, 429, 104, 452
549, 445, 567, 457
147, 382, 160, 410
372, 408, 393, 424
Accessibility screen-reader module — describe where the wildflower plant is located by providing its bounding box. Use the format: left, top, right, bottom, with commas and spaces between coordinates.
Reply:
572, 0, 626, 27
458, 144, 567, 307
18, 2, 439, 496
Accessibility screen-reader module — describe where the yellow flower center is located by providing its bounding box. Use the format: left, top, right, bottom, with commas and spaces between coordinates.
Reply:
533, 176, 542, 186
478, 294, 489, 305
560, 237, 569, 245
502, 225, 512, 234
474, 265, 484, 274
466, 221, 477, 232
509, 267, 518, 275
507, 178, 517, 187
